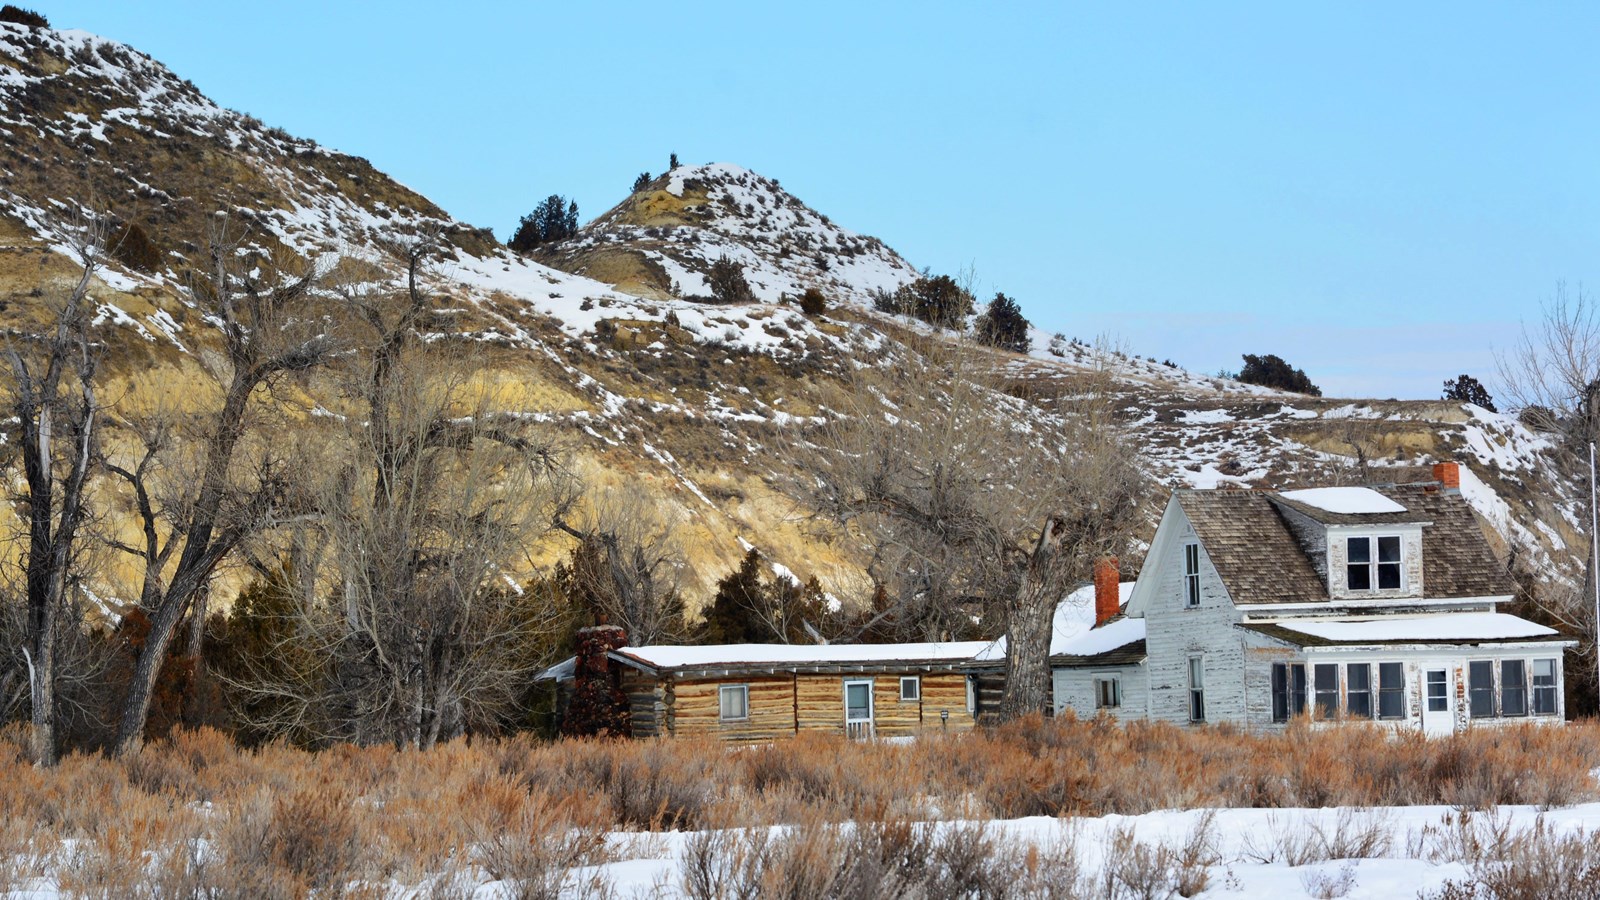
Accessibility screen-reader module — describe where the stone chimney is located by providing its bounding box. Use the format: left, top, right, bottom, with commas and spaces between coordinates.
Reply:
1431, 461, 1461, 493
563, 624, 631, 737
1094, 557, 1120, 628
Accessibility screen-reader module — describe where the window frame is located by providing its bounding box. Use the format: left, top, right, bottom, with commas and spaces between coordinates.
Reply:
1532, 658, 1559, 716
1346, 535, 1403, 593
1093, 674, 1121, 710
1271, 662, 1308, 723
899, 675, 921, 703
1183, 543, 1201, 607
1499, 659, 1528, 718
843, 678, 875, 724
1346, 663, 1373, 719
719, 683, 750, 722
1313, 663, 1341, 720
1377, 662, 1406, 720
1188, 657, 1206, 723
1468, 660, 1497, 719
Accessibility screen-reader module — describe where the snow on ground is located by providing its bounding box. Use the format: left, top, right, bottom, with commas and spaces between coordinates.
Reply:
583, 802, 1600, 898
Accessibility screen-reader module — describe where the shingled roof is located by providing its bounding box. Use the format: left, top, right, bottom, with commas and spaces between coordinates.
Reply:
1175, 482, 1515, 605
1175, 491, 1328, 605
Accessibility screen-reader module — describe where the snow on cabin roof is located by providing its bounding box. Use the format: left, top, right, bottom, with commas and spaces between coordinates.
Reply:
1245, 612, 1569, 647
612, 640, 994, 674
1276, 487, 1408, 516
974, 581, 1142, 662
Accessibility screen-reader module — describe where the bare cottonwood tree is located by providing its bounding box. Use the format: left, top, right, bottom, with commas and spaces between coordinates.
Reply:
554, 490, 687, 646
107, 214, 337, 755
2, 213, 104, 764
246, 239, 576, 748
790, 327, 1145, 719
1497, 284, 1600, 692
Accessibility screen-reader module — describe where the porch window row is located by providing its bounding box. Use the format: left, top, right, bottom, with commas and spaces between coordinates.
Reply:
1272, 659, 1556, 722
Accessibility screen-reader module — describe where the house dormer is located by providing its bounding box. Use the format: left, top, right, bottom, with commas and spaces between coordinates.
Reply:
1268, 487, 1430, 601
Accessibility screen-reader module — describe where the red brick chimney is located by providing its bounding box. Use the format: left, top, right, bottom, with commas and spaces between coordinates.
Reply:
1094, 557, 1120, 628
1432, 461, 1461, 493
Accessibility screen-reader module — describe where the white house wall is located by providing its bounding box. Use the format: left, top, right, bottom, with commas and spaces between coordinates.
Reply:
1142, 505, 1250, 726
1052, 664, 1148, 723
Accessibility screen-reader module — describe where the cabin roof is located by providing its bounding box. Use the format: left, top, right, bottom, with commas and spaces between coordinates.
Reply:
609, 640, 993, 677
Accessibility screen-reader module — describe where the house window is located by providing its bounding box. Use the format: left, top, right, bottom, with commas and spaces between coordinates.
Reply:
1094, 675, 1121, 709
1468, 661, 1496, 718
965, 675, 976, 715
1313, 664, 1340, 719
1377, 662, 1405, 719
1500, 660, 1527, 717
1426, 669, 1449, 713
844, 679, 874, 723
1188, 657, 1206, 722
899, 676, 920, 702
1532, 659, 1558, 715
1346, 536, 1402, 591
1271, 662, 1307, 723
1183, 543, 1201, 607
719, 684, 749, 721
1346, 663, 1373, 719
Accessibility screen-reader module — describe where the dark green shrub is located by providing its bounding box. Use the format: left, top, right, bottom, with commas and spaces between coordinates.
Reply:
632, 171, 652, 193
706, 256, 755, 305
1443, 374, 1496, 412
799, 287, 828, 316
509, 194, 579, 252
974, 292, 1031, 353
1235, 353, 1322, 396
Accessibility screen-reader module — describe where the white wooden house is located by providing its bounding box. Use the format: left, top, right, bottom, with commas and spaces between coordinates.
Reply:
1037, 463, 1574, 732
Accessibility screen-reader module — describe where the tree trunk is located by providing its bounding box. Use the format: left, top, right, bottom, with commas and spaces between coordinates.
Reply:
997, 519, 1066, 722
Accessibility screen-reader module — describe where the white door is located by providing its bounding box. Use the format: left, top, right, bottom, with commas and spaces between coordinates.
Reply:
1420, 667, 1454, 736
844, 679, 874, 738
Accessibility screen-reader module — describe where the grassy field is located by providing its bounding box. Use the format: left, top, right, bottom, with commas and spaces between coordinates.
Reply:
2, 716, 1598, 897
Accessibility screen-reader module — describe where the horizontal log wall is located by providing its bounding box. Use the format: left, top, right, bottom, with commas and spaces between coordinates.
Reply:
620, 670, 666, 738
670, 676, 796, 741
918, 673, 976, 733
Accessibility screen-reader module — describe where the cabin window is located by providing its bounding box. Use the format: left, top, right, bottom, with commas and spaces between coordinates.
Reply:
1532, 659, 1558, 715
844, 679, 874, 723
1313, 664, 1340, 719
1346, 536, 1402, 591
1183, 544, 1201, 607
1271, 663, 1307, 723
1468, 661, 1496, 718
899, 676, 921, 702
965, 676, 976, 715
1187, 657, 1205, 722
1346, 663, 1373, 719
1377, 662, 1406, 719
1500, 660, 1528, 717
1094, 675, 1121, 709
719, 684, 749, 721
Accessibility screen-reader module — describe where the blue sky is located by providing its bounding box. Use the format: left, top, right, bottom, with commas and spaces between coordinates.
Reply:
40, 2, 1599, 399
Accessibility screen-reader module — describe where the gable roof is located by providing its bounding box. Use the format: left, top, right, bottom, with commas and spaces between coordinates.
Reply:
1272, 487, 1430, 525
1176, 482, 1515, 606
1175, 491, 1328, 605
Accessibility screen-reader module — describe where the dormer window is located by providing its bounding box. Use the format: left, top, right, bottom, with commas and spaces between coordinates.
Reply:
1347, 536, 1401, 591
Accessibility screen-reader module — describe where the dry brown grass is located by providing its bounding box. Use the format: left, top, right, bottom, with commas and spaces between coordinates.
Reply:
0, 717, 1596, 896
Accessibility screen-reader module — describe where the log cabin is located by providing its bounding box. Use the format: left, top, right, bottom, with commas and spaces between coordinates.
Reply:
544, 639, 991, 741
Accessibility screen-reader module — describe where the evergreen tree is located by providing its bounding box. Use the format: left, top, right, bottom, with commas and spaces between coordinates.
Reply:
509, 194, 580, 252
698, 550, 769, 643
1443, 374, 1497, 412
974, 292, 1031, 353
669, 152, 680, 170
706, 256, 756, 305
1236, 353, 1322, 396
632, 171, 653, 193
890, 274, 975, 329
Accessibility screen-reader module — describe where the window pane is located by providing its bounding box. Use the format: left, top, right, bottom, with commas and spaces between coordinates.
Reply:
1377, 563, 1402, 590
1347, 537, 1371, 563
1271, 664, 1288, 722
846, 682, 871, 720
1533, 659, 1558, 715
1347, 664, 1373, 719
1378, 662, 1405, 719
720, 686, 747, 720
1501, 661, 1527, 717
1469, 661, 1496, 718
1426, 670, 1448, 712
1184, 544, 1199, 576
1377, 536, 1401, 562
900, 677, 919, 701
1314, 664, 1339, 718
1347, 565, 1371, 590
1290, 664, 1307, 716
